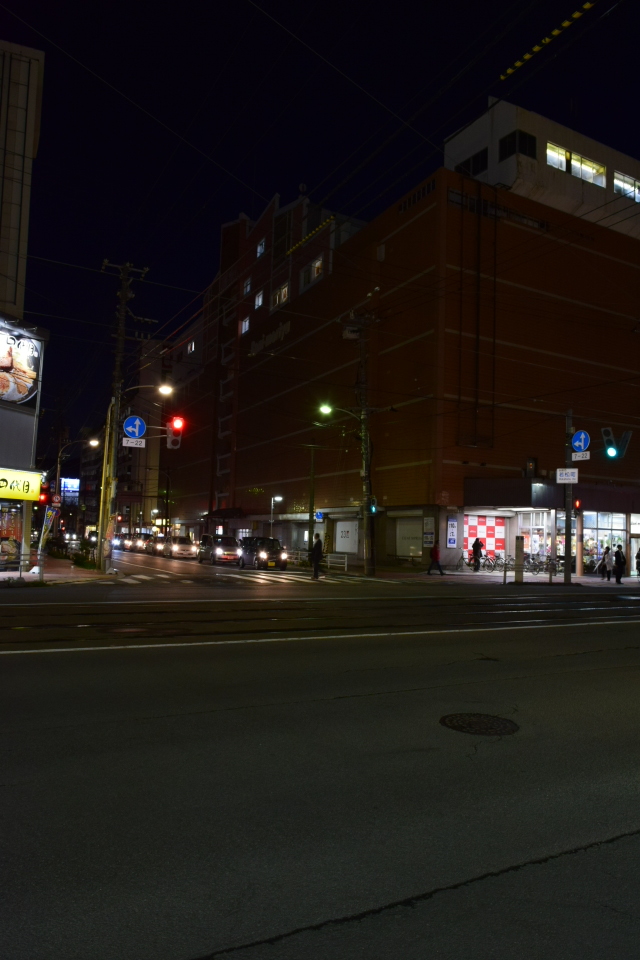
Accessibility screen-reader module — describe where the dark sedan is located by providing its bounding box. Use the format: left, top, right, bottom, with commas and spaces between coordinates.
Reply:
240, 537, 288, 571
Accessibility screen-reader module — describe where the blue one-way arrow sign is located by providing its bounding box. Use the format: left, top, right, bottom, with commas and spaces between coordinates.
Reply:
123, 415, 147, 439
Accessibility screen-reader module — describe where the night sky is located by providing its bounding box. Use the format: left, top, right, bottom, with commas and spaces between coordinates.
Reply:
5, 0, 635, 464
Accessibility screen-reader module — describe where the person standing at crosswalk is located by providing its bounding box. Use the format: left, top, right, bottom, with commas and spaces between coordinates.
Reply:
311, 533, 323, 580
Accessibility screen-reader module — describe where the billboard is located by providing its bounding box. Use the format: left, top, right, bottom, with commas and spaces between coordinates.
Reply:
0, 317, 47, 471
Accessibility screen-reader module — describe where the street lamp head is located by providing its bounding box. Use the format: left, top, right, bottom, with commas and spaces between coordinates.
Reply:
158, 384, 173, 396
89, 439, 99, 447
273, 496, 283, 502
319, 404, 332, 415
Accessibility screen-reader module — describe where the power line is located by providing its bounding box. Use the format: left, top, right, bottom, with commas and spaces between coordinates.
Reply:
0, 3, 269, 202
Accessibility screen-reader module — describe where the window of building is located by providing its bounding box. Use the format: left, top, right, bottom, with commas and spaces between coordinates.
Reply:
243, 278, 251, 295
614, 171, 640, 202
570, 152, 606, 187
187, 340, 195, 354
302, 255, 323, 289
256, 238, 265, 258
254, 290, 263, 309
271, 281, 289, 308
546, 142, 567, 171
498, 130, 537, 162
241, 316, 250, 335
455, 147, 488, 177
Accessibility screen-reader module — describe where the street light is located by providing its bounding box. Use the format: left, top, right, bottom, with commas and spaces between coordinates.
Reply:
320, 401, 375, 576
98, 382, 174, 572
270, 495, 283, 536
54, 437, 100, 537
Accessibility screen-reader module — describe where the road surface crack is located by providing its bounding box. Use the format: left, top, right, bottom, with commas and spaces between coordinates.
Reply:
189, 827, 640, 958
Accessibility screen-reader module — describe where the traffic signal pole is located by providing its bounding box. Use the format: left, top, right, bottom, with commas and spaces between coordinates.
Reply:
564, 409, 573, 585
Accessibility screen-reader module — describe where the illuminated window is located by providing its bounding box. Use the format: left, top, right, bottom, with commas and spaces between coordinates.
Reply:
243, 278, 251, 295
254, 290, 263, 309
271, 282, 289, 308
241, 317, 249, 335
302, 256, 323, 289
614, 171, 640, 202
570, 152, 605, 187
187, 340, 195, 354
546, 142, 567, 171
256, 238, 265, 258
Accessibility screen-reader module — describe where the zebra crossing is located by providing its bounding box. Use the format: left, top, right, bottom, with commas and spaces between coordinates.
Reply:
108, 568, 371, 587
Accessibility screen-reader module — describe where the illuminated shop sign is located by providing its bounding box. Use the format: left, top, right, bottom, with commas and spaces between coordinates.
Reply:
0, 467, 42, 501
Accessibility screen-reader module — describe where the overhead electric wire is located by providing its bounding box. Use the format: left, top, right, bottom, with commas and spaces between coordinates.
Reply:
0, 3, 269, 202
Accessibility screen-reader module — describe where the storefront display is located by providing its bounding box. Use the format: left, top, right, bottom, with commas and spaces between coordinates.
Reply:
463, 516, 506, 558
517, 511, 552, 559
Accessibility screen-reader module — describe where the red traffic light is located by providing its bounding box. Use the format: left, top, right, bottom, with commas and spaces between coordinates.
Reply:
39, 493, 47, 502
171, 416, 184, 431
573, 498, 581, 511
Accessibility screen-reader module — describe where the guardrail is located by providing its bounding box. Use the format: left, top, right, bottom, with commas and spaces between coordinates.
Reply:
284, 549, 349, 572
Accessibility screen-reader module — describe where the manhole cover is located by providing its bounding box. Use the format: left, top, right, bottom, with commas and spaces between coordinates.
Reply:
439, 713, 519, 736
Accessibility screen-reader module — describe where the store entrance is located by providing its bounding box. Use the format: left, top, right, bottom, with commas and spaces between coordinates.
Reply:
631, 538, 640, 577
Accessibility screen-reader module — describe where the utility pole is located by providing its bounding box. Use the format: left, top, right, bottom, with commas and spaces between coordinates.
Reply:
98, 261, 148, 572
305, 445, 316, 557
564, 409, 573, 585
356, 319, 375, 577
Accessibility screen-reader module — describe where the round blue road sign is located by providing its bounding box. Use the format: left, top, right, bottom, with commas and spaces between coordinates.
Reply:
571, 430, 590, 452
123, 415, 147, 439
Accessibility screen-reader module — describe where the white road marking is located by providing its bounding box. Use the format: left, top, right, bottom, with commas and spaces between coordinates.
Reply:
155, 574, 171, 578
132, 575, 153, 580
119, 578, 138, 585
181, 580, 193, 583
2, 616, 639, 655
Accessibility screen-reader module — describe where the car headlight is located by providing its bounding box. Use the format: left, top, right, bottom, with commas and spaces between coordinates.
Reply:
192, 545, 197, 551
157, 543, 164, 550
113, 538, 121, 546
281, 552, 287, 560
136, 540, 144, 547
216, 547, 223, 555
172, 545, 178, 551
236, 549, 243, 556
259, 551, 268, 559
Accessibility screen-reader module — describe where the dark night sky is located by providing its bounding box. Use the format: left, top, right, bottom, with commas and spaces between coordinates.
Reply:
4, 0, 635, 463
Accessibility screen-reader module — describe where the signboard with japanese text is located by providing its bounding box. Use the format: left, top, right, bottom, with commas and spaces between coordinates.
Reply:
447, 516, 458, 548
0, 467, 41, 501
423, 515, 435, 548
557, 468, 578, 484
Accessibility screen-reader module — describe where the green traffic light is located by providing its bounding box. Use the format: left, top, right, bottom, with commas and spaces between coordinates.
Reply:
606, 446, 617, 457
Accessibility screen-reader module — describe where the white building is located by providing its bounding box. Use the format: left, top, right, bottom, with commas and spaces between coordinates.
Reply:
444, 98, 640, 239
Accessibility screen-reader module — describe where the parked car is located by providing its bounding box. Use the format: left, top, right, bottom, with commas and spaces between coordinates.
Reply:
209, 535, 241, 565
196, 533, 214, 563
145, 536, 166, 555
163, 535, 197, 559
240, 537, 288, 570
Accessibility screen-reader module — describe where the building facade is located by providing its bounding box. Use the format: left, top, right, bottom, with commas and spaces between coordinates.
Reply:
163, 102, 640, 571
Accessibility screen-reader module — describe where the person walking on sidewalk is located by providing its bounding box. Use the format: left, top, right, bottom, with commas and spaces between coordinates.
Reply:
614, 544, 626, 584
310, 532, 323, 580
472, 538, 483, 572
427, 540, 444, 576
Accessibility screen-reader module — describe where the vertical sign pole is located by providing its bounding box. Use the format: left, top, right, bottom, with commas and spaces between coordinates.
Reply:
564, 409, 573, 585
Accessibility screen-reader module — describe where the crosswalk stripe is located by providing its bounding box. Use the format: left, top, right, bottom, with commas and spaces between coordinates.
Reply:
132, 575, 152, 580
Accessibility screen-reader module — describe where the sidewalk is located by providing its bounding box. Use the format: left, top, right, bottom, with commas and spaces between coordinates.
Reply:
0, 555, 111, 587
342, 560, 640, 587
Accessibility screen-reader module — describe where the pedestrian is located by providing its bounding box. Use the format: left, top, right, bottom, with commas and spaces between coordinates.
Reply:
310, 532, 323, 580
427, 539, 445, 576
614, 543, 626, 584
603, 547, 614, 582
472, 537, 483, 572
635, 547, 640, 577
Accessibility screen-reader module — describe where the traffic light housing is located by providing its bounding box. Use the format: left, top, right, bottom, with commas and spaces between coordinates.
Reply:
166, 416, 184, 449
573, 498, 581, 514
370, 496, 377, 514
601, 427, 632, 458
39, 487, 48, 504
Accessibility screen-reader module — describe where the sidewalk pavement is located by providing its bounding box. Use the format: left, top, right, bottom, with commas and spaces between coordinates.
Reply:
0, 555, 111, 587
344, 561, 640, 587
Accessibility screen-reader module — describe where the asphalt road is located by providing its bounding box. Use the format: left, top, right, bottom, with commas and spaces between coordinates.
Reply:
2, 564, 640, 959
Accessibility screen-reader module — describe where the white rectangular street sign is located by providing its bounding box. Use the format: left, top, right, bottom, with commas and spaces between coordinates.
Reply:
572, 451, 590, 461
557, 467, 578, 483
122, 437, 146, 448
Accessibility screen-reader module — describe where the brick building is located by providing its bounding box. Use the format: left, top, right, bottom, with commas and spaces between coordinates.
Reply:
162, 101, 640, 571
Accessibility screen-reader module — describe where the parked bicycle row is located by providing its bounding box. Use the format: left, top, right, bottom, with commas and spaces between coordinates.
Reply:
456, 549, 563, 575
